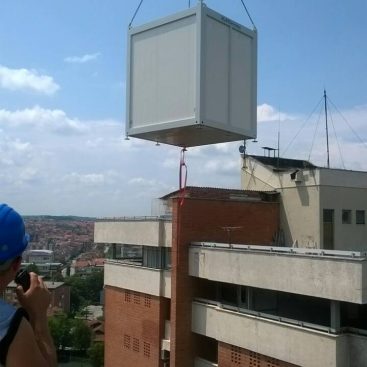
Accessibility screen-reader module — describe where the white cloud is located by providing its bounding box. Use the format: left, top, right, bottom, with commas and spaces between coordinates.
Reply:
128, 177, 157, 187
257, 103, 295, 122
0, 65, 59, 94
0, 106, 87, 135
0, 103, 366, 217
63, 172, 106, 186
64, 53, 101, 64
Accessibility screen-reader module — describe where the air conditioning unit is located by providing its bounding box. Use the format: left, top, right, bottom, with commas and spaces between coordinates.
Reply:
290, 170, 304, 183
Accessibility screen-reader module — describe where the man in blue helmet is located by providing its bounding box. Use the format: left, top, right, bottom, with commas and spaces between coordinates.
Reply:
0, 204, 57, 367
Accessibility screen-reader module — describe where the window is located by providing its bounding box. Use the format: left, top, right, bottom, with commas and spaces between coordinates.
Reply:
123, 334, 131, 349
230, 345, 241, 365
142, 247, 171, 269
133, 338, 140, 352
125, 290, 131, 303
323, 209, 334, 223
356, 210, 365, 225
342, 210, 352, 224
143, 342, 151, 358
144, 295, 151, 308
133, 292, 140, 304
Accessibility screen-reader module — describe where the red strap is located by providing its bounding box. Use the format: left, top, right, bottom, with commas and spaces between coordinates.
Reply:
179, 148, 187, 206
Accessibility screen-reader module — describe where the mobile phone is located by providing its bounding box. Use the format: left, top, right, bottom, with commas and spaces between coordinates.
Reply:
15, 269, 31, 292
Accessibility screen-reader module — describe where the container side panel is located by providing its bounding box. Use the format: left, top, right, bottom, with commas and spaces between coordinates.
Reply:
129, 15, 196, 129
229, 28, 254, 131
203, 16, 229, 125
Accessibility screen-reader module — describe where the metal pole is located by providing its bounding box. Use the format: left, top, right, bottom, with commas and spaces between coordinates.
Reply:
324, 89, 330, 168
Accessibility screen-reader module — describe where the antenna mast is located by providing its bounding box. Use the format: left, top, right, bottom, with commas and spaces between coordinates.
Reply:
324, 89, 330, 168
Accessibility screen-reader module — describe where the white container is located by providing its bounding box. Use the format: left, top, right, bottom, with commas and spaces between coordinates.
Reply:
126, 2, 257, 147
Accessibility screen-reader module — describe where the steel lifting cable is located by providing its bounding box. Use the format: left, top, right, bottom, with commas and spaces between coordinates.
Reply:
239, 0, 257, 31
130, 0, 256, 29
129, 0, 144, 28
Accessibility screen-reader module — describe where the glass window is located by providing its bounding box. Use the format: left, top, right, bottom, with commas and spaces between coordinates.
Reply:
356, 210, 365, 225
220, 283, 238, 306
342, 210, 352, 224
323, 209, 334, 223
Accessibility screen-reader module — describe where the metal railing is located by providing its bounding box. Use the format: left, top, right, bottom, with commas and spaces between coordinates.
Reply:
191, 242, 367, 260
96, 215, 172, 222
193, 297, 337, 334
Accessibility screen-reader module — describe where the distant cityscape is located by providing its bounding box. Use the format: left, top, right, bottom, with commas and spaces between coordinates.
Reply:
24, 216, 98, 263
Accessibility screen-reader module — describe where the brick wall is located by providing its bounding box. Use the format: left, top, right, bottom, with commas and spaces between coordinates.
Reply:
218, 342, 299, 367
170, 197, 279, 367
104, 286, 169, 367
49, 284, 70, 314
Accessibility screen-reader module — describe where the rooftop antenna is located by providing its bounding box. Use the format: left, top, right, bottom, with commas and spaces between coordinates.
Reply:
324, 89, 330, 168
277, 107, 281, 168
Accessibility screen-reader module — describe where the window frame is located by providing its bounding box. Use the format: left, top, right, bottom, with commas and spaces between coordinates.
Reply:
342, 209, 352, 224
356, 210, 365, 225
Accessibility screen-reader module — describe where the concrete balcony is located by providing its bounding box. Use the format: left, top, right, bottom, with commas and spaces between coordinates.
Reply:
104, 260, 171, 298
189, 243, 367, 303
94, 218, 172, 247
192, 301, 352, 367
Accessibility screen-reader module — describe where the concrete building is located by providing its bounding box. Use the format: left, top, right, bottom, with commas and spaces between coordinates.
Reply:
96, 184, 367, 367
22, 249, 63, 276
70, 257, 105, 276
26, 249, 54, 263
241, 155, 367, 250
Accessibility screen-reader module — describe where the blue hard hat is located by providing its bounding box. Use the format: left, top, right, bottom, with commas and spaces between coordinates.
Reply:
0, 204, 29, 262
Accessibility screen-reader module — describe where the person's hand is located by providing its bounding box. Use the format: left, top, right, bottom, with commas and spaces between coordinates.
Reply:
16, 272, 51, 318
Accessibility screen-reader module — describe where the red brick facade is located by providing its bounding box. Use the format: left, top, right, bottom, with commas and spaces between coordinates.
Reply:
104, 286, 169, 367
218, 342, 299, 367
170, 197, 279, 367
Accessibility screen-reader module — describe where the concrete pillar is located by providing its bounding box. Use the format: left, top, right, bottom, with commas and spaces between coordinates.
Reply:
330, 300, 340, 331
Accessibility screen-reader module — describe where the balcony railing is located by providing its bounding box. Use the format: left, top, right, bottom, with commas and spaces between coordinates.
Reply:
96, 215, 171, 222
191, 242, 367, 260
194, 297, 337, 334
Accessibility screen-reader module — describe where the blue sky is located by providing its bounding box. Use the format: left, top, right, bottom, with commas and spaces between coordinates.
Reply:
0, 0, 366, 216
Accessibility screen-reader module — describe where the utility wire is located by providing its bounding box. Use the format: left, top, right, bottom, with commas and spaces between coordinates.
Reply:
328, 106, 346, 169
307, 102, 323, 162
328, 97, 367, 150
129, 0, 144, 28
281, 96, 324, 157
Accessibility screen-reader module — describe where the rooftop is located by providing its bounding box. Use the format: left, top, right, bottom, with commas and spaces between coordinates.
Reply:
248, 155, 317, 171
160, 186, 279, 201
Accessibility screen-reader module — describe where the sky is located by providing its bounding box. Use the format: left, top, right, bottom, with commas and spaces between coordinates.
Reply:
0, 0, 366, 217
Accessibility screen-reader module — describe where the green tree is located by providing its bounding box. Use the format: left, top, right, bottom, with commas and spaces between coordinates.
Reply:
48, 313, 71, 350
65, 272, 104, 314
70, 319, 92, 352
88, 343, 104, 367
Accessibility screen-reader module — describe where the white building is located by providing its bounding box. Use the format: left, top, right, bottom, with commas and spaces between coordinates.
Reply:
242, 155, 367, 251
26, 249, 54, 263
